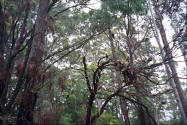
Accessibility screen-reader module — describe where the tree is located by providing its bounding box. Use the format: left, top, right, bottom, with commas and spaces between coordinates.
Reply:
148, 0, 187, 124
0, 0, 186, 124
16, 0, 49, 124
151, 0, 187, 124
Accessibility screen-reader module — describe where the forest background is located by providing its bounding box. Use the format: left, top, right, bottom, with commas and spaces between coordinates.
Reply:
0, 0, 187, 125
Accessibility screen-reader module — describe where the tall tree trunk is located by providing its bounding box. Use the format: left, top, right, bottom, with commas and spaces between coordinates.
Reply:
0, 2, 6, 113
109, 29, 131, 125
16, 0, 49, 125
149, 0, 187, 124
179, 45, 187, 68
171, 26, 187, 70
182, 0, 187, 67
152, 0, 187, 118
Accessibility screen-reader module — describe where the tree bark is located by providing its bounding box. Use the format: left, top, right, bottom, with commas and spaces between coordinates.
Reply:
16, 0, 49, 125
0, 2, 6, 114
86, 93, 95, 125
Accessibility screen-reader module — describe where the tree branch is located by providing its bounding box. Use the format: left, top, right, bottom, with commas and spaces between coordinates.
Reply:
83, 56, 93, 93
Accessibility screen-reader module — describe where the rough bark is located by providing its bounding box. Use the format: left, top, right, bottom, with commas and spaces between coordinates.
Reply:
149, 0, 187, 124
16, 0, 49, 125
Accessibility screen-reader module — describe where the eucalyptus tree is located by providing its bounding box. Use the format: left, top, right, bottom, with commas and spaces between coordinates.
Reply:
150, 1, 187, 124
148, 0, 187, 124
100, 0, 159, 125
77, 0, 167, 125
0, 0, 104, 124
0, 0, 186, 124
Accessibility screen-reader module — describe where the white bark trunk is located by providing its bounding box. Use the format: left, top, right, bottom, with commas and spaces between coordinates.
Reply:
148, 0, 187, 124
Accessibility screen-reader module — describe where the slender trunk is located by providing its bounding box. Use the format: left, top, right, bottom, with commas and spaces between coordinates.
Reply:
6, 37, 33, 110
120, 97, 131, 125
17, 0, 49, 125
0, 1, 31, 109
152, 0, 187, 118
179, 45, 187, 68
0, 2, 6, 112
183, 0, 187, 67
149, 91, 159, 125
171, 26, 187, 70
109, 29, 131, 125
150, 99, 159, 125
0, 2, 5, 89
149, 0, 187, 124
134, 83, 148, 125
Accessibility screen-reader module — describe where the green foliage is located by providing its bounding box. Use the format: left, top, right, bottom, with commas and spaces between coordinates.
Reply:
88, 62, 98, 70
59, 114, 74, 125
160, 118, 183, 125
96, 112, 123, 125
1, 0, 185, 124
102, 0, 147, 15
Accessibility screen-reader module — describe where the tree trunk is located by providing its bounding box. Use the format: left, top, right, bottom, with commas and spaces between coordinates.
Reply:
16, 0, 49, 125
179, 45, 187, 69
86, 93, 95, 125
0, 2, 6, 112
171, 25, 187, 71
109, 29, 131, 125
126, 33, 149, 125
149, 0, 187, 124
120, 97, 131, 125
182, 1, 187, 67
134, 83, 148, 125
149, 95, 159, 125
152, 0, 187, 118
6, 38, 33, 110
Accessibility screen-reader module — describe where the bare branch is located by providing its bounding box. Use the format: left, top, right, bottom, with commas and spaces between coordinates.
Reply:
83, 56, 93, 93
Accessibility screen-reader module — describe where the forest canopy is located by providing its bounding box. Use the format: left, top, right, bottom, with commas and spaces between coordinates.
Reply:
0, 0, 187, 125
